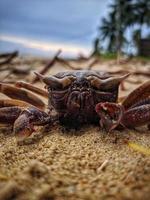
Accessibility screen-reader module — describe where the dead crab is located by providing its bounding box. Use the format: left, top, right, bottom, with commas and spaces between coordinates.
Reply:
0, 70, 149, 139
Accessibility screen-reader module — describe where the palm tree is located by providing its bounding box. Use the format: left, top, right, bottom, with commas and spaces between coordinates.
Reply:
134, 0, 150, 26
98, 0, 133, 55
96, 0, 150, 56
99, 16, 117, 52
91, 38, 102, 56
132, 29, 141, 55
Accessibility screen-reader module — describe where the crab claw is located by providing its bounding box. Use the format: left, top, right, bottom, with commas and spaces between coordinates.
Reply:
95, 102, 124, 132
14, 107, 50, 140
14, 113, 35, 140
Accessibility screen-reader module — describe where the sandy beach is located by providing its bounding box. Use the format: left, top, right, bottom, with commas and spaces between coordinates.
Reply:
0, 55, 150, 200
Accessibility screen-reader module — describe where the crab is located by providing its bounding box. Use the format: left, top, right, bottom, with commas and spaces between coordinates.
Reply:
0, 70, 149, 140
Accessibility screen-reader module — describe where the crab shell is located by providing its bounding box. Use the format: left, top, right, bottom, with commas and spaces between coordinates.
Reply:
35, 70, 129, 126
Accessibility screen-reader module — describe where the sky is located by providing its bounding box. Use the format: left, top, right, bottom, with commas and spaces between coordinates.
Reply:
0, 0, 149, 57
0, 0, 110, 57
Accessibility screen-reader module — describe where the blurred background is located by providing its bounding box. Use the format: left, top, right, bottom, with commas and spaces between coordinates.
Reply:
0, 0, 150, 58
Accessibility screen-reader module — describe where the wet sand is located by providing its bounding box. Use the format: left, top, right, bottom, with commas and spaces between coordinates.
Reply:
0, 56, 150, 200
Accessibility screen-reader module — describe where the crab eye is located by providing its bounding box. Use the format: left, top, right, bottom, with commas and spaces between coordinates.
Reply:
86, 76, 102, 90
50, 76, 76, 90
86, 74, 130, 91
34, 72, 76, 90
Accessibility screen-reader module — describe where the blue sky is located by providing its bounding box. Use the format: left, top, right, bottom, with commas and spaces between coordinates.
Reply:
0, 0, 111, 56
0, 0, 149, 57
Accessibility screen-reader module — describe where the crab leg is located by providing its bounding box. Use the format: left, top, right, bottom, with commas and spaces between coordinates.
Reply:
0, 106, 22, 124
129, 97, 150, 108
122, 80, 150, 109
15, 81, 48, 98
0, 106, 51, 139
0, 83, 45, 110
0, 99, 32, 108
122, 104, 150, 128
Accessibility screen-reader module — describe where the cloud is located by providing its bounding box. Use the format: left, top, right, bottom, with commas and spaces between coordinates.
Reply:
0, 34, 91, 56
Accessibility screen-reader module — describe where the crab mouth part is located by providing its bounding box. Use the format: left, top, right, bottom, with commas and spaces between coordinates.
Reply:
95, 102, 124, 132
67, 89, 94, 113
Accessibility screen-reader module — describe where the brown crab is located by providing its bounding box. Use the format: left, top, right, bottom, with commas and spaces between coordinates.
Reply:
0, 70, 149, 139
